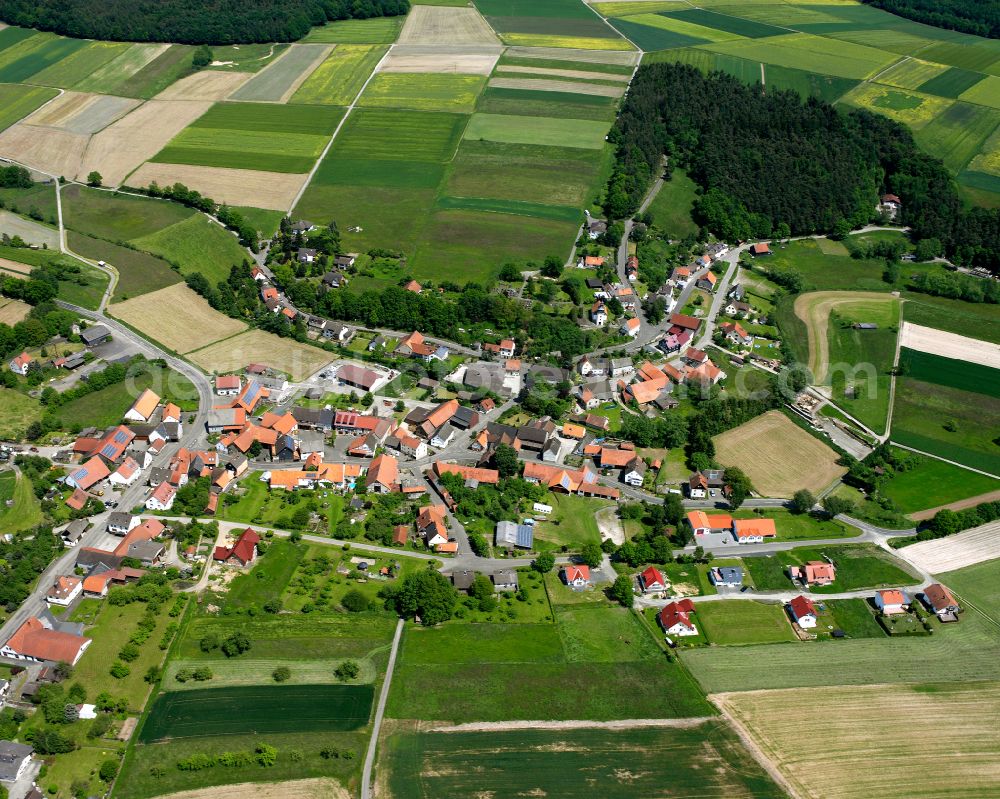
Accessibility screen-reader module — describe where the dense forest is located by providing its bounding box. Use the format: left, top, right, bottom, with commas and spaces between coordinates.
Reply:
605, 63, 999, 271
0, 0, 409, 44
862, 0, 1000, 39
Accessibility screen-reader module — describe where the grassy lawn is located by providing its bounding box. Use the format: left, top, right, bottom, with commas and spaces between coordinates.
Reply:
387, 622, 712, 721
755, 239, 894, 293
880, 449, 999, 514
645, 169, 698, 237
57, 363, 198, 429
823, 598, 886, 639
744, 544, 920, 593
0, 468, 43, 532
455, 567, 553, 624
220, 480, 347, 537
223, 539, 304, 611
826, 297, 900, 435
555, 605, 664, 662
533, 493, 613, 551
72, 600, 178, 711
695, 600, 797, 645
0, 387, 41, 439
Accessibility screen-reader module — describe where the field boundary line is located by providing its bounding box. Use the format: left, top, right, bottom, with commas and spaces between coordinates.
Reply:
889, 442, 1000, 480
710, 697, 805, 799
361, 616, 404, 799
428, 717, 717, 733
286, 42, 395, 213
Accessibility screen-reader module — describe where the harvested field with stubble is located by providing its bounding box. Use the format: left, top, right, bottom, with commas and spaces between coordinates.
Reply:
504, 45, 639, 64
110, 283, 246, 354
0, 211, 59, 247
715, 683, 1000, 799
0, 298, 30, 324
152, 779, 349, 799
380, 44, 502, 74
23, 91, 140, 134
229, 44, 333, 103
900, 322, 1000, 369
79, 99, 212, 185
126, 162, 308, 211
0, 123, 88, 178
398, 6, 501, 45
714, 411, 847, 498
155, 70, 252, 101
899, 522, 1000, 573
187, 328, 333, 380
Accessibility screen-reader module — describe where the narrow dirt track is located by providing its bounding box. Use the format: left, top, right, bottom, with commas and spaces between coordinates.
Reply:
793, 291, 894, 381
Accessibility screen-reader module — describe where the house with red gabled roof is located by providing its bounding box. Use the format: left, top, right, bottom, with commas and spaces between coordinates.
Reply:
790, 561, 836, 586
874, 589, 909, 615
433, 461, 500, 485
405, 280, 422, 294
638, 566, 667, 593
9, 351, 32, 375
720, 321, 752, 347
732, 518, 776, 543
659, 599, 697, 637
686, 510, 733, 536
125, 389, 160, 422
1, 617, 91, 665
109, 457, 141, 488
922, 583, 959, 620
67, 456, 111, 491
214, 527, 260, 567
787, 595, 816, 628
749, 242, 771, 257
696, 269, 717, 292
145, 481, 176, 511
46, 576, 83, 606
620, 316, 641, 338
215, 375, 241, 395
562, 565, 590, 588
366, 454, 399, 494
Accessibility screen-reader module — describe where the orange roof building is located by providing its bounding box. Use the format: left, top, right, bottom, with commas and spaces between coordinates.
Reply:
1, 617, 91, 665
366, 454, 399, 493
125, 388, 160, 422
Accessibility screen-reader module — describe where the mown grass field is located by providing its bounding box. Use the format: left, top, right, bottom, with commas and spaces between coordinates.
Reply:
880, 449, 1000, 514
62, 184, 193, 241
130, 214, 248, 284
478, 84, 618, 120
0, 388, 41, 439
141, 684, 374, 741
717, 682, 1000, 799
152, 102, 343, 173
826, 297, 900, 434
645, 168, 698, 236
464, 112, 609, 149
68, 231, 182, 300
0, 243, 109, 309
0, 468, 42, 532
302, 16, 404, 44
695, 601, 797, 645
383, 722, 786, 799
532, 493, 612, 550
891, 375, 1000, 475
387, 621, 712, 721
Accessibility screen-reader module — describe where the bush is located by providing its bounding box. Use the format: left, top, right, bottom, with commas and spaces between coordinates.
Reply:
199, 633, 219, 652
272, 666, 291, 683
192, 666, 213, 682
118, 643, 140, 662
99, 759, 119, 782
341, 589, 369, 613
220, 632, 251, 657
334, 661, 360, 681
174, 668, 193, 683
109, 661, 130, 679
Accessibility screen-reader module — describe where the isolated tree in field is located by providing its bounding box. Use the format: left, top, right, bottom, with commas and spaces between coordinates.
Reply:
221, 632, 251, 657
789, 489, 816, 515
580, 543, 603, 568
86, 171, 102, 187
724, 467, 753, 510
609, 574, 634, 607
532, 552, 555, 573
335, 661, 360, 681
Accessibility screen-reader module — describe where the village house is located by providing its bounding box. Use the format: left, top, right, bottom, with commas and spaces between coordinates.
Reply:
922, 583, 960, 621
492, 570, 519, 591
46, 576, 83, 606
0, 741, 34, 784
659, 599, 697, 637
145, 481, 176, 511
638, 566, 667, 593
748, 242, 771, 257
562, 565, 591, 588
687, 469, 726, 499
107, 512, 139, 535
720, 321, 753, 348
621, 316, 641, 338
879, 193, 901, 220
366, 454, 399, 494
586, 216, 607, 239
590, 301, 608, 326
483, 339, 516, 359
0, 616, 91, 665
124, 388, 160, 423
709, 566, 744, 588
790, 561, 836, 586
696, 270, 717, 292
214, 527, 260, 567
874, 589, 910, 615
787, 595, 817, 628
8, 351, 32, 375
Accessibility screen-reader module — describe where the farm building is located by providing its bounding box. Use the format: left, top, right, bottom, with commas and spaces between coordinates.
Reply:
495, 520, 533, 550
